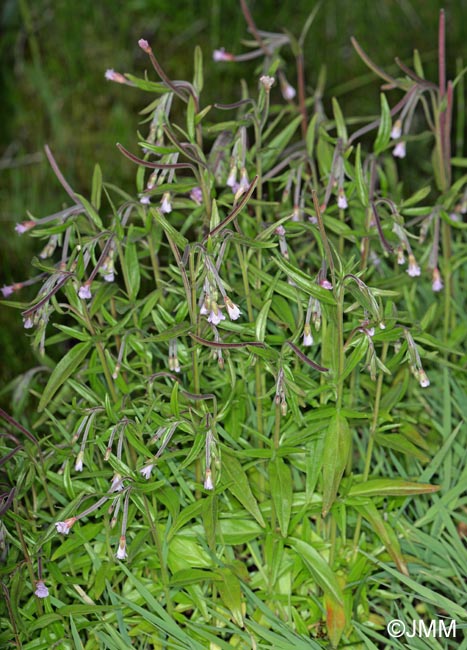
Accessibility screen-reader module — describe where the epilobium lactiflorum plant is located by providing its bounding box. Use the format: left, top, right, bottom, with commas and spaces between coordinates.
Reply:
2, 5, 467, 648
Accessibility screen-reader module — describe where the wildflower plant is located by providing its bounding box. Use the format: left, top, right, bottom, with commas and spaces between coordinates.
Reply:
1, 4, 466, 648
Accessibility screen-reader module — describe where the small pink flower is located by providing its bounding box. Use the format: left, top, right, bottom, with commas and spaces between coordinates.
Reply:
138, 39, 151, 53
190, 187, 203, 204
140, 464, 154, 480
337, 188, 348, 210
140, 195, 151, 205
105, 69, 127, 84
393, 142, 406, 158
396, 247, 405, 265
213, 48, 234, 62
390, 119, 402, 139
23, 316, 34, 329
1, 285, 14, 298
224, 296, 241, 320
204, 469, 214, 490
15, 221, 35, 234
303, 324, 313, 347
432, 267, 443, 292
103, 271, 114, 282
75, 452, 84, 472
280, 79, 296, 101
319, 279, 333, 290
419, 370, 430, 388
406, 254, 421, 277
275, 225, 286, 236
110, 473, 124, 492
55, 517, 77, 535
207, 302, 225, 326
160, 192, 172, 214
34, 580, 49, 598
116, 536, 127, 560
78, 283, 92, 300
226, 166, 237, 188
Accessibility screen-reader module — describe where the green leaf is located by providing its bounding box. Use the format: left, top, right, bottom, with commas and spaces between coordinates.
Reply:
38, 341, 91, 412
269, 457, 292, 537
216, 567, 244, 628
91, 163, 103, 210
289, 538, 344, 605
354, 144, 368, 206
151, 207, 188, 249
348, 478, 440, 497
332, 97, 348, 143
373, 94, 391, 154
375, 433, 430, 462
75, 193, 103, 229
221, 452, 265, 527
193, 45, 203, 94
305, 113, 318, 158
262, 115, 302, 170
255, 299, 272, 342
124, 240, 140, 300
322, 413, 351, 517
272, 254, 336, 304
187, 94, 196, 142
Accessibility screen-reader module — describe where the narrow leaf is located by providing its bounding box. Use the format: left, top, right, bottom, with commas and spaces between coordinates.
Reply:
38, 342, 91, 412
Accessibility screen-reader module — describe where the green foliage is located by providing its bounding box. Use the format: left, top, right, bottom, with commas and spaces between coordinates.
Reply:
1, 4, 467, 649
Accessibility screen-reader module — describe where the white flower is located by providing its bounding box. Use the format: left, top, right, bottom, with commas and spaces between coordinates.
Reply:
406, 254, 421, 277
337, 189, 348, 210
207, 302, 225, 326
139, 195, 151, 205
110, 473, 124, 492
2, 285, 14, 297
303, 324, 313, 347
160, 192, 172, 213
396, 247, 405, 265
140, 464, 154, 480
75, 452, 84, 472
15, 221, 35, 234
260, 75, 275, 91
224, 296, 241, 321
390, 119, 402, 139
393, 142, 406, 158
34, 580, 49, 598
204, 469, 214, 490
116, 537, 127, 560
281, 80, 296, 101
23, 316, 34, 329
432, 267, 443, 292
105, 69, 127, 84
103, 271, 115, 282
55, 518, 76, 535
78, 283, 92, 300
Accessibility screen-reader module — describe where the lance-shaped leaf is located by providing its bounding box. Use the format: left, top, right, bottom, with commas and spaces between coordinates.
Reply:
38, 342, 91, 412
348, 478, 440, 498
215, 567, 244, 628
324, 592, 347, 649
269, 457, 293, 537
289, 538, 344, 606
322, 413, 351, 517
221, 451, 265, 527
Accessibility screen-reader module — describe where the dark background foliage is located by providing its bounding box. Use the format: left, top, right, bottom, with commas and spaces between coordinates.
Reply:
0, 0, 464, 389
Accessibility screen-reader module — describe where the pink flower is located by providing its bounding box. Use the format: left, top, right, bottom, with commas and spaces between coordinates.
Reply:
23, 316, 34, 329
280, 79, 296, 101
1, 285, 14, 298
116, 536, 127, 560
393, 142, 406, 158
224, 296, 241, 320
213, 48, 234, 62
207, 303, 226, 326
138, 39, 151, 53
432, 267, 443, 292
140, 195, 151, 205
140, 464, 154, 480
303, 324, 313, 347
319, 279, 333, 290
190, 187, 203, 204
275, 225, 286, 236
160, 192, 172, 213
110, 473, 124, 492
55, 517, 77, 535
105, 69, 127, 84
34, 580, 49, 598
390, 119, 402, 139
337, 189, 348, 210
15, 221, 35, 234
226, 166, 237, 189
419, 370, 430, 388
78, 284, 92, 300
204, 469, 214, 490
406, 254, 421, 277
75, 452, 84, 472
